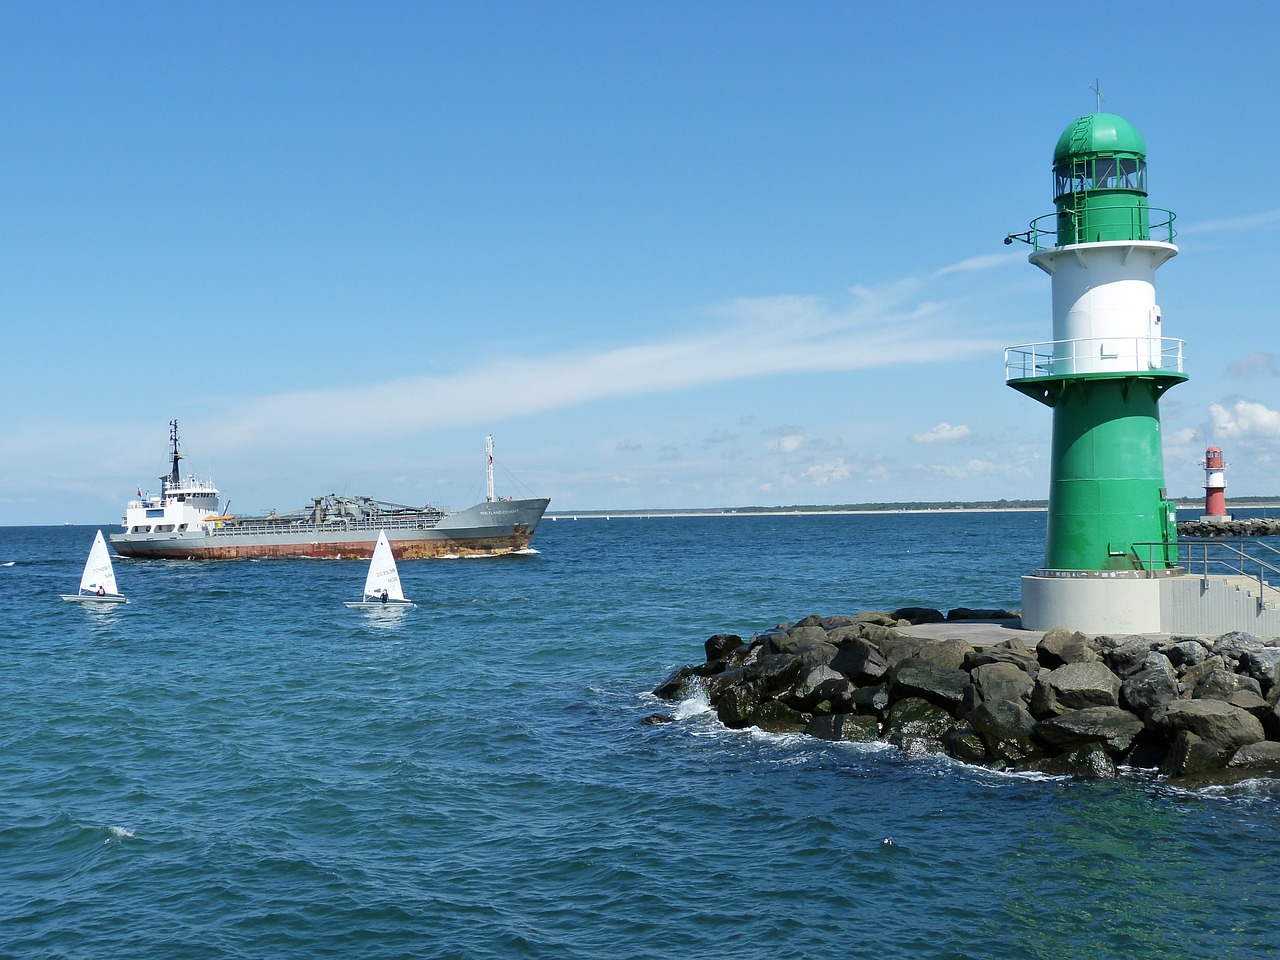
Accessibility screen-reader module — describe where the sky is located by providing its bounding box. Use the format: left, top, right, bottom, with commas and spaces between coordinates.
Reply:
3, 2, 1280, 524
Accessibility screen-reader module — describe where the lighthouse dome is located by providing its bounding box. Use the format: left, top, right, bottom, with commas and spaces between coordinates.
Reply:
1053, 112, 1147, 162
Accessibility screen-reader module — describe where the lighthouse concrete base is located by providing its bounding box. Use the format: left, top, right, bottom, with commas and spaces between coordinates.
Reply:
1022, 571, 1280, 635
1021, 574, 1163, 634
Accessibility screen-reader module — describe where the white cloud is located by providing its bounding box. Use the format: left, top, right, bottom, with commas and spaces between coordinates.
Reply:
777, 433, 805, 454
1179, 209, 1280, 235
929, 458, 1000, 479
935, 252, 1024, 275
188, 274, 1004, 456
616, 439, 641, 452
912, 422, 972, 444
800, 459, 853, 485
1226, 351, 1279, 379
703, 431, 738, 445
1208, 399, 1280, 441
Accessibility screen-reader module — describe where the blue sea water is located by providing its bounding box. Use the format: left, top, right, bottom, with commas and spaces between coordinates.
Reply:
2, 513, 1278, 959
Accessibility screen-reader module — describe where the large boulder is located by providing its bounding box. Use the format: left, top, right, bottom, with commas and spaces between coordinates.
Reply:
1037, 628, 1099, 668
829, 638, 890, 685
653, 665, 697, 701
912, 638, 975, 671
852, 683, 890, 716
704, 633, 743, 662
963, 639, 1039, 675
1031, 662, 1122, 717
806, 713, 880, 742
751, 700, 810, 734
1178, 655, 1226, 694
1227, 741, 1280, 773
1194, 669, 1263, 703
1031, 743, 1118, 779
1163, 638, 1210, 670
750, 654, 805, 696
714, 682, 762, 729
1263, 696, 1280, 741
1211, 630, 1264, 667
947, 607, 1015, 621
883, 697, 960, 755
969, 660, 1035, 707
968, 698, 1042, 764
944, 726, 989, 764
890, 659, 971, 713
891, 606, 944, 624
1120, 656, 1180, 716
1034, 706, 1145, 755
701, 666, 753, 702
1239, 647, 1280, 692
1229, 689, 1269, 716
1162, 730, 1226, 778
1148, 700, 1267, 759
878, 634, 929, 669
1100, 636, 1155, 678
769, 627, 839, 668
857, 622, 900, 645
787, 665, 855, 713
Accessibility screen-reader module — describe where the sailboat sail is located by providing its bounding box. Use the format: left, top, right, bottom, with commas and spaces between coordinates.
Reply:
62, 529, 128, 603
359, 530, 408, 603
81, 530, 119, 596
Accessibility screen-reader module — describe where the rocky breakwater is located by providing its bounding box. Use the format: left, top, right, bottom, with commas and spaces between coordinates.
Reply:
1178, 517, 1280, 537
652, 609, 1280, 781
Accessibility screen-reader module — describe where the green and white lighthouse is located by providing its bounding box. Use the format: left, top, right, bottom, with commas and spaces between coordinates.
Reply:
1006, 111, 1186, 632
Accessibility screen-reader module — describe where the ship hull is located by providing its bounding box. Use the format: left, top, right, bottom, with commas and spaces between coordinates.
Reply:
110, 498, 550, 561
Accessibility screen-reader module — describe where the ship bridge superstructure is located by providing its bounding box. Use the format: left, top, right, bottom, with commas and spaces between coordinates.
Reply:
121, 420, 224, 535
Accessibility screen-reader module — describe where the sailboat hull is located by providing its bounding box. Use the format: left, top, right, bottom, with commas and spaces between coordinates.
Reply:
343, 601, 416, 609
61, 594, 129, 604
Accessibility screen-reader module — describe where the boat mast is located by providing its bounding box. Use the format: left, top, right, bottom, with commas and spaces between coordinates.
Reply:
486, 435, 495, 503
162, 419, 182, 493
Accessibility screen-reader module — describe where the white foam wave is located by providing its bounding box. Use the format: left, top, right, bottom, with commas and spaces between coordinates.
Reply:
672, 690, 711, 720
105, 825, 135, 842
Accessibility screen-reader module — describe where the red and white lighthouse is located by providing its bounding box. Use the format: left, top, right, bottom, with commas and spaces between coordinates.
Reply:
1202, 445, 1228, 520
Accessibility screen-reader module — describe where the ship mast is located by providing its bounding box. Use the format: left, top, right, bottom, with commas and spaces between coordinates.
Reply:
162, 419, 183, 493
486, 435, 495, 503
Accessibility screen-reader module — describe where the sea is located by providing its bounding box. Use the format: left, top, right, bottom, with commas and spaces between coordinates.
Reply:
2, 512, 1277, 959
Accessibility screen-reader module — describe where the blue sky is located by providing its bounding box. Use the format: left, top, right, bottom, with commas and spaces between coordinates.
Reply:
3, 2, 1279, 524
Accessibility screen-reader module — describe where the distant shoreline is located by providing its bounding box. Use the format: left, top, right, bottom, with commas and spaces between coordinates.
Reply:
547, 508, 1046, 519
548, 501, 1280, 520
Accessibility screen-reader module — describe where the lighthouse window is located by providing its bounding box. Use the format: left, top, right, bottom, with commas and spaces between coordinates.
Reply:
1118, 158, 1146, 190
1053, 160, 1091, 197
1094, 158, 1118, 189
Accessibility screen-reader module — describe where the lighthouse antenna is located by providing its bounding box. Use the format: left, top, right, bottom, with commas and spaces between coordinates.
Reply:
1090, 78, 1105, 113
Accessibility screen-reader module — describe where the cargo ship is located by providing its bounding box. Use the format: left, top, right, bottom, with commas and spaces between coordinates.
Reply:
109, 422, 550, 560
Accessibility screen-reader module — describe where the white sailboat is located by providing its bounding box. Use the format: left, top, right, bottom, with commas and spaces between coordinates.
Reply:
61, 530, 129, 604
344, 530, 414, 608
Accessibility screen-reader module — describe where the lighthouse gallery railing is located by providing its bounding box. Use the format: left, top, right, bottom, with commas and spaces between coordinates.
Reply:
1004, 337, 1185, 381
1014, 206, 1177, 251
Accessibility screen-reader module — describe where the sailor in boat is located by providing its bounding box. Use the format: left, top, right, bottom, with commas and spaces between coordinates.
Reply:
97, 585, 106, 596
380, 588, 389, 604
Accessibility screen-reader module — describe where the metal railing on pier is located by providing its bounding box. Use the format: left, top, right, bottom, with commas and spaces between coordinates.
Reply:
1134, 538, 1280, 610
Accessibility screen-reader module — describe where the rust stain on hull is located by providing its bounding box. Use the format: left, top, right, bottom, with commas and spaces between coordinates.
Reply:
113, 532, 535, 561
